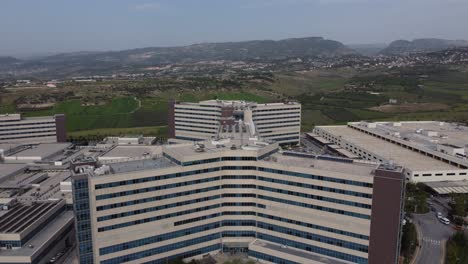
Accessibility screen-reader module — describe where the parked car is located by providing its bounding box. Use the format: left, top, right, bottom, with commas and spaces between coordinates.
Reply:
439, 217, 450, 225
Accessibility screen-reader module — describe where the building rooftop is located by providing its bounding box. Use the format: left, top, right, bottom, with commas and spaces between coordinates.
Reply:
0, 164, 26, 183
317, 125, 458, 171
424, 181, 468, 195
269, 152, 377, 177
179, 100, 299, 108
0, 201, 61, 234
5, 143, 71, 160
374, 121, 468, 150
107, 158, 175, 175
100, 145, 162, 160
0, 210, 73, 258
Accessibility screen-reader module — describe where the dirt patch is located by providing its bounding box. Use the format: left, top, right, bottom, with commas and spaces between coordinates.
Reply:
369, 103, 450, 113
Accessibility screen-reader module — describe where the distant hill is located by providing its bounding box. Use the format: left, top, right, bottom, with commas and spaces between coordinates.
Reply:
0, 56, 21, 64
347, 43, 388, 56
380, 38, 468, 55
0, 37, 357, 78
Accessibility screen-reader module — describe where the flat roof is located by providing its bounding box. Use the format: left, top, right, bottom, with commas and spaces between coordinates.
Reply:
0, 143, 21, 151
0, 210, 73, 258
317, 126, 458, 171
0, 164, 26, 182
425, 181, 468, 194
107, 157, 175, 175
101, 145, 162, 159
0, 201, 61, 234
270, 152, 377, 178
6, 143, 71, 159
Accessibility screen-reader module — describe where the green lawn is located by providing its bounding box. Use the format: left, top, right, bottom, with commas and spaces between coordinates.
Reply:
68, 126, 168, 140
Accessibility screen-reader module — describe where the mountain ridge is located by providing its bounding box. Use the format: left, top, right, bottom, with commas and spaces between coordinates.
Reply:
380, 38, 468, 55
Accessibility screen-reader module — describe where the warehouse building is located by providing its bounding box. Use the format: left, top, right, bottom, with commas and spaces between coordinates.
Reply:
0, 113, 67, 144
72, 133, 405, 264
0, 200, 75, 264
168, 100, 301, 146
313, 121, 468, 184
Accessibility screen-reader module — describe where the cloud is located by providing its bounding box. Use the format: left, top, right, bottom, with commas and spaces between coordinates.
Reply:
134, 2, 161, 11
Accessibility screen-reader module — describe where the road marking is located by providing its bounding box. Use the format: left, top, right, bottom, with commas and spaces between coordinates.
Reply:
422, 237, 441, 245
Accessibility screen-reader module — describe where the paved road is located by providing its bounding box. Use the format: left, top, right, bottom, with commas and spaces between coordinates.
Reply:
413, 200, 455, 264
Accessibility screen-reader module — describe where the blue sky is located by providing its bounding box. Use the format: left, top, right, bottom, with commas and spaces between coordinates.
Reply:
1, 0, 468, 56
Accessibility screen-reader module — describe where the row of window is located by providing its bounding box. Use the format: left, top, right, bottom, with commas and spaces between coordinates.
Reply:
253, 107, 301, 113
95, 164, 372, 190
97, 194, 222, 222
253, 111, 301, 118
0, 133, 56, 141
253, 115, 301, 122
175, 128, 216, 134
101, 234, 220, 264
249, 250, 300, 264
257, 213, 369, 240
257, 233, 368, 264
414, 172, 467, 177
257, 185, 371, 209
0, 120, 55, 127
96, 181, 369, 223
98, 189, 369, 233
257, 176, 371, 198
97, 186, 220, 211
99, 220, 366, 259
174, 110, 220, 117
100, 222, 223, 255
255, 119, 301, 128
174, 136, 204, 141
258, 195, 370, 220
263, 132, 300, 138
270, 136, 300, 143
174, 107, 221, 113
174, 118, 218, 126
96, 176, 220, 200
256, 221, 368, 253
0, 125, 55, 132
0, 129, 56, 136
174, 124, 218, 131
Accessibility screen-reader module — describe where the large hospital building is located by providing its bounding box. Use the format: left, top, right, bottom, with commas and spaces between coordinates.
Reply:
72, 132, 405, 264
168, 100, 301, 146
0, 113, 67, 144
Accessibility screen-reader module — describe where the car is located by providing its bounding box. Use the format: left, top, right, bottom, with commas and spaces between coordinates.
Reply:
439, 217, 450, 225
437, 212, 442, 218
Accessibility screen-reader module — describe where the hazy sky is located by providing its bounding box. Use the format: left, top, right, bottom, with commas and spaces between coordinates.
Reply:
1, 0, 468, 56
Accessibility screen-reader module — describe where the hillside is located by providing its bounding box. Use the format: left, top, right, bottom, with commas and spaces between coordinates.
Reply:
347, 43, 388, 56
380, 38, 468, 55
0, 37, 357, 78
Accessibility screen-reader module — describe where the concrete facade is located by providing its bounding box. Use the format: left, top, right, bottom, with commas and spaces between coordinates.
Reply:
314, 122, 468, 183
168, 100, 301, 145
0, 113, 67, 144
72, 138, 404, 264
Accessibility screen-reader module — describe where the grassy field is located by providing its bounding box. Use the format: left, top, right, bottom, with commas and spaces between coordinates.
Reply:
68, 126, 168, 140
2, 66, 468, 139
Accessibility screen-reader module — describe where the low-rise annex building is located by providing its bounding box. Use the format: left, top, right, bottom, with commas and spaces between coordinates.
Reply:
313, 121, 468, 183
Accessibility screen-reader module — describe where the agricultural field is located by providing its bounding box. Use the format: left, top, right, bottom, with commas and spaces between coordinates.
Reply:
1, 65, 468, 139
